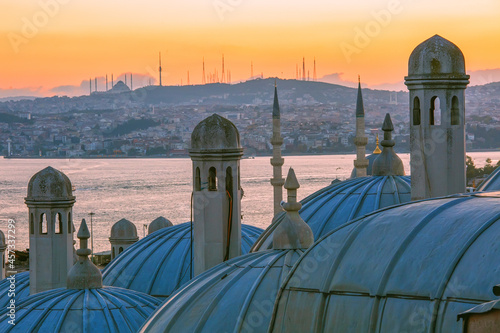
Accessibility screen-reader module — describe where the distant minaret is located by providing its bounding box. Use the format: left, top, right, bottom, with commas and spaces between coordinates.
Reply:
353, 76, 369, 177
95, 78, 97, 92
187, 71, 190, 85
313, 57, 317, 81
302, 57, 305, 81
270, 81, 285, 216
112, 74, 114, 88
89, 78, 92, 95
307, 70, 310, 81
106, 74, 108, 91
125, 75, 127, 87
130, 74, 133, 90
251, 61, 253, 78
221, 54, 225, 83
159, 52, 162, 86
202, 57, 206, 84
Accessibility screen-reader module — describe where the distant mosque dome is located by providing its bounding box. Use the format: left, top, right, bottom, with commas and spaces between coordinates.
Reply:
478, 166, 500, 191
148, 216, 173, 235
269, 192, 500, 332
26, 166, 74, 201
110, 218, 138, 240
253, 114, 410, 251
109, 80, 130, 93
408, 34, 466, 76
103, 222, 263, 298
0, 272, 30, 309
140, 168, 312, 333
191, 113, 241, 150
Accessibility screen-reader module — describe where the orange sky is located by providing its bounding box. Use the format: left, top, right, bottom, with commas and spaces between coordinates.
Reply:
1, 0, 500, 96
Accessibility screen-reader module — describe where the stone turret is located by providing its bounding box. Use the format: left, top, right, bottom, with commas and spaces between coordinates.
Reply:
25, 166, 75, 294
405, 35, 469, 200
372, 113, 405, 176
190, 114, 243, 276
353, 76, 369, 177
148, 216, 173, 235
270, 82, 285, 216
109, 218, 138, 259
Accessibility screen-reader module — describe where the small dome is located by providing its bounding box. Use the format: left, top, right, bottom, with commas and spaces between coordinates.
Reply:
140, 250, 304, 332
408, 35, 466, 76
478, 166, 500, 192
251, 175, 411, 251
0, 287, 160, 332
191, 114, 241, 150
26, 166, 74, 201
110, 218, 138, 241
148, 216, 173, 234
0, 272, 30, 309
103, 222, 263, 298
269, 192, 500, 332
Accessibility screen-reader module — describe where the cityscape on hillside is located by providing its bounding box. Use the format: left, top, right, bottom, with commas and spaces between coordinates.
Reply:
1, 78, 499, 158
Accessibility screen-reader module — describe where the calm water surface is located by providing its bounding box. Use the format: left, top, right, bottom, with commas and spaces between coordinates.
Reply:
1, 152, 499, 253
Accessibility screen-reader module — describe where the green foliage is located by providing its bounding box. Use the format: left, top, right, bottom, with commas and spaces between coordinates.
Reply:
0, 113, 32, 124
466, 155, 500, 182
107, 118, 158, 137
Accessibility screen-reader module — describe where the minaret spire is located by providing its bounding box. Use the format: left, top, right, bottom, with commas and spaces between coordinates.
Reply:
302, 57, 305, 81
159, 52, 162, 86
372, 113, 405, 176
353, 76, 369, 177
106, 74, 108, 91
270, 81, 285, 216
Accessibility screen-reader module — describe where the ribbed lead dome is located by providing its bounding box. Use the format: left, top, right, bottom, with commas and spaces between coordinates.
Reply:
0, 287, 160, 332
251, 175, 411, 251
408, 35, 466, 76
0, 272, 30, 309
140, 250, 304, 333
191, 114, 241, 150
270, 192, 500, 332
478, 166, 500, 192
103, 222, 263, 298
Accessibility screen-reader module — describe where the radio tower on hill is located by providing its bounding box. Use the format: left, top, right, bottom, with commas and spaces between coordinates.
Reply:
159, 52, 162, 86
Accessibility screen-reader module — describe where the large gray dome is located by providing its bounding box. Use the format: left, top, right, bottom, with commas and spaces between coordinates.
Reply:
191, 114, 241, 150
270, 192, 500, 332
26, 166, 74, 201
103, 222, 263, 298
408, 35, 466, 76
478, 166, 500, 192
252, 175, 411, 251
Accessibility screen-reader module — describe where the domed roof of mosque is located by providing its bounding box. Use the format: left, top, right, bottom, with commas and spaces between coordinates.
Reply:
140, 168, 311, 333
26, 166, 74, 201
110, 218, 138, 241
0, 271, 30, 309
0, 286, 160, 332
0, 219, 161, 333
103, 222, 263, 298
478, 166, 500, 192
191, 114, 241, 151
269, 192, 500, 332
408, 35, 466, 76
148, 216, 173, 235
253, 115, 410, 252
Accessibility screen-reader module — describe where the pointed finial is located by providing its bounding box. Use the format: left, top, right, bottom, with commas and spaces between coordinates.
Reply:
373, 133, 382, 154
273, 82, 280, 119
67, 219, 103, 289
358, 74, 360, 83
273, 168, 313, 250
372, 113, 405, 176
356, 77, 364, 118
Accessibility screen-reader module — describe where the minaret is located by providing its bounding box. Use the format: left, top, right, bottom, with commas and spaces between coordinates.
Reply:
159, 52, 162, 86
25, 166, 75, 294
405, 35, 469, 200
190, 114, 243, 276
106, 74, 108, 91
125, 75, 127, 87
270, 82, 285, 216
130, 74, 133, 90
372, 113, 405, 176
202, 57, 206, 84
187, 71, 190, 85
6, 138, 12, 156
313, 57, 317, 81
353, 76, 369, 177
302, 57, 306, 81
95, 78, 97, 92
0, 231, 6, 279
89, 78, 92, 95
221, 54, 225, 84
